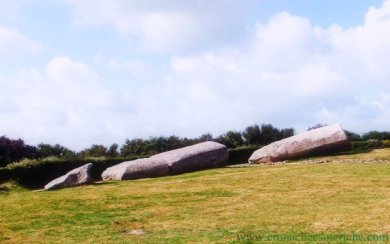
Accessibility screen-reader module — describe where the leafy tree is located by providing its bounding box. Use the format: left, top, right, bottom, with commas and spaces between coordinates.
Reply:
259, 124, 281, 145
121, 135, 198, 157
197, 133, 213, 142
121, 138, 149, 157
0, 136, 39, 167
148, 136, 173, 154
280, 128, 295, 139
80, 144, 107, 158
148, 136, 193, 154
243, 124, 262, 145
216, 131, 244, 148
344, 130, 361, 141
37, 143, 75, 158
243, 124, 294, 145
22, 145, 40, 160
362, 131, 390, 141
107, 143, 119, 157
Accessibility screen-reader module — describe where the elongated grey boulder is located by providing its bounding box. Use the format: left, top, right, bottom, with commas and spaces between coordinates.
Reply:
151, 141, 228, 174
249, 123, 349, 164
102, 141, 228, 181
44, 163, 93, 190
102, 158, 169, 181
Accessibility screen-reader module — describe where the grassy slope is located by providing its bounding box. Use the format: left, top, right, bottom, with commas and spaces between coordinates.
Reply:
295, 148, 390, 161
0, 149, 389, 243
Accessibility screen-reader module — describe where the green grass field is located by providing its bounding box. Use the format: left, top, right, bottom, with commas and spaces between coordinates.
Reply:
1, 149, 389, 243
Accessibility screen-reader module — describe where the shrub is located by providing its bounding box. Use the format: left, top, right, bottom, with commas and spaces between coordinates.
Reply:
381, 140, 390, 148
350, 140, 382, 152
362, 131, 390, 141
227, 145, 259, 164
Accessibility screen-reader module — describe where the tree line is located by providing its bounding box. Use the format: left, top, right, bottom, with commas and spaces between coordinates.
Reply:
1, 123, 390, 167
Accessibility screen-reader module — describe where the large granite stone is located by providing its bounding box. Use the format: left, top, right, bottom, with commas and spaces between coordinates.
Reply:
44, 163, 93, 190
248, 123, 349, 164
102, 141, 228, 181
101, 158, 169, 181
151, 141, 228, 174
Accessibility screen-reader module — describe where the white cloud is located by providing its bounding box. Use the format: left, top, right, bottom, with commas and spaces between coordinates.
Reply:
2, 1, 390, 150
0, 56, 116, 149
64, 0, 251, 53
155, 3, 390, 134
0, 25, 41, 56
107, 58, 149, 76
0, 0, 20, 19
0, 0, 11, 6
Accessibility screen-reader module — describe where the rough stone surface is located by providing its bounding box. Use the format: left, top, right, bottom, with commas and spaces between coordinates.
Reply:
101, 158, 169, 181
248, 124, 349, 164
151, 141, 228, 174
102, 141, 228, 181
44, 163, 93, 190
129, 229, 146, 235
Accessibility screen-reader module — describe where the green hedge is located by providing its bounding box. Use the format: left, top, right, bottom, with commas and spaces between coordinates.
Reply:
227, 145, 260, 165
0, 156, 140, 189
3, 140, 388, 189
350, 140, 385, 152
0, 144, 254, 188
381, 140, 390, 148
0, 147, 260, 188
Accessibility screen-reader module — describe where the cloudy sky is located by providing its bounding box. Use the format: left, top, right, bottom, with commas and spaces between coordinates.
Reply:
0, 0, 389, 150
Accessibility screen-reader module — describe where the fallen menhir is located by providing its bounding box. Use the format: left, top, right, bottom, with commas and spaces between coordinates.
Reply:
248, 123, 349, 164
44, 163, 93, 190
102, 141, 228, 181
151, 141, 228, 174
101, 158, 169, 181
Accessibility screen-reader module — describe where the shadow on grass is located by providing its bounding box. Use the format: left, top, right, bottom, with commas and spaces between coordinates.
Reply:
37, 181, 122, 192
334, 149, 373, 155
290, 149, 374, 162
90, 181, 120, 186
0, 186, 9, 192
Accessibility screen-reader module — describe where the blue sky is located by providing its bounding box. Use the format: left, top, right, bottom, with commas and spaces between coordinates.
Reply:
0, 0, 389, 150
